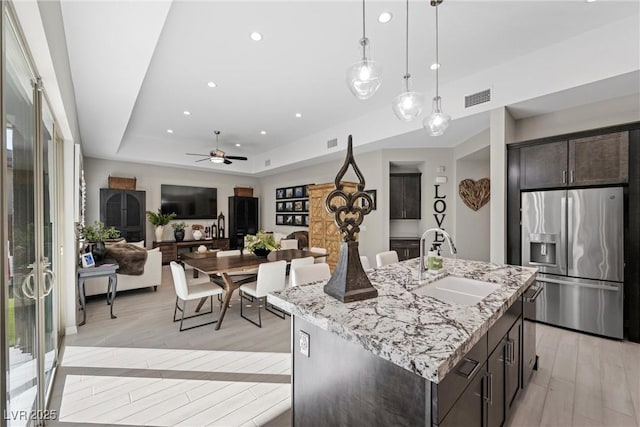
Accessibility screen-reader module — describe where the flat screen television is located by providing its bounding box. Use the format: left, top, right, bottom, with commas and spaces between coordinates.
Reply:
161, 184, 217, 220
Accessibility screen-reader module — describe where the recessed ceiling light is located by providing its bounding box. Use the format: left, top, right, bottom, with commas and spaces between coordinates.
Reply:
430, 63, 440, 70
183, 110, 191, 116
235, 143, 241, 147
378, 12, 392, 23
260, 130, 267, 135
250, 32, 263, 41
295, 113, 302, 118
207, 82, 217, 88
586, 0, 596, 2
167, 129, 174, 134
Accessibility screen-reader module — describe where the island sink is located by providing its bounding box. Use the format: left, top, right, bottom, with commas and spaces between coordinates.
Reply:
413, 275, 501, 306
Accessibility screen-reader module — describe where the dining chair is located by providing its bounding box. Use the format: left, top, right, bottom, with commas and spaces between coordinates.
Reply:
310, 247, 327, 264
170, 262, 224, 331
280, 239, 298, 250
376, 250, 399, 267
289, 256, 315, 286
360, 255, 371, 270
239, 260, 287, 327
291, 263, 331, 286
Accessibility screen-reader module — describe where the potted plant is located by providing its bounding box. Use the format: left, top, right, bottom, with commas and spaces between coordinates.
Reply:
77, 221, 121, 261
146, 208, 176, 242
245, 230, 280, 257
172, 222, 186, 242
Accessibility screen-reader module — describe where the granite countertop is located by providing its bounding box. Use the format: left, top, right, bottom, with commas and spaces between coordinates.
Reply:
268, 258, 537, 383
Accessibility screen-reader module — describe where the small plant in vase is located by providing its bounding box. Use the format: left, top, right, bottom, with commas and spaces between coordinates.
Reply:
245, 230, 280, 257
77, 221, 121, 261
172, 222, 186, 242
146, 209, 176, 242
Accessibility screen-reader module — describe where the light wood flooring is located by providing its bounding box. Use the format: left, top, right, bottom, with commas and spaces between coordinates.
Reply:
47, 265, 639, 426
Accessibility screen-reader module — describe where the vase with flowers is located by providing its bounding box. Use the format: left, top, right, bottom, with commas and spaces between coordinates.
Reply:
245, 230, 280, 257
146, 208, 176, 242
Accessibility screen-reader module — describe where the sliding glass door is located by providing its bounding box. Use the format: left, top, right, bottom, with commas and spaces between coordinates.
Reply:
3, 6, 60, 427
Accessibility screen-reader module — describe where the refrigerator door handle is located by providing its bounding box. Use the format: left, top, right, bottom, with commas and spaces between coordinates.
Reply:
537, 277, 620, 292
566, 194, 572, 274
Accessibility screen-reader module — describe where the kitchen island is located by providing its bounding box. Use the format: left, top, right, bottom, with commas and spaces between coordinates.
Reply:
268, 258, 538, 427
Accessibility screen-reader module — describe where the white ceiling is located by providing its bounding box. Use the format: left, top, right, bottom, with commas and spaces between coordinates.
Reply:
60, 0, 640, 175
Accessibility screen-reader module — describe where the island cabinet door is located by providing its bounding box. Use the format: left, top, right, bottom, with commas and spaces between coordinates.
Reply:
437, 365, 486, 427
486, 341, 506, 427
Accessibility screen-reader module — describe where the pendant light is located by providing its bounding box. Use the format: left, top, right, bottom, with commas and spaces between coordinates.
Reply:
392, 0, 424, 121
346, 0, 383, 100
424, 0, 451, 136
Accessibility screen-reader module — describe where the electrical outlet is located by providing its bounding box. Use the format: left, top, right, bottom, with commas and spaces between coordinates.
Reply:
299, 331, 310, 357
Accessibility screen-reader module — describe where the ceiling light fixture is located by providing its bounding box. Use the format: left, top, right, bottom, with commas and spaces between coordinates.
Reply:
346, 0, 383, 100
167, 129, 174, 134
183, 110, 191, 116
250, 32, 263, 41
235, 143, 241, 147
430, 63, 440, 70
378, 12, 392, 23
260, 130, 267, 135
211, 131, 225, 163
207, 82, 217, 88
424, 0, 451, 136
295, 113, 302, 118
392, 0, 424, 122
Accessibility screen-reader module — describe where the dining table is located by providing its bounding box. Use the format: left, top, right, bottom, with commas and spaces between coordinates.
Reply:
182, 249, 327, 330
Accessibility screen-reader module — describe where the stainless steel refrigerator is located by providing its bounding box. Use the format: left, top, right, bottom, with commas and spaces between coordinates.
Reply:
521, 187, 624, 339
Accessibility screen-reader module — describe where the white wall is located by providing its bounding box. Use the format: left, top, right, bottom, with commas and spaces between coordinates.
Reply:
83, 158, 260, 245
512, 93, 640, 143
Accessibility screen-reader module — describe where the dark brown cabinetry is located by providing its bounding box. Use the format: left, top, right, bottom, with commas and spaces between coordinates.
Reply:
389, 239, 420, 261
100, 189, 146, 242
390, 173, 421, 219
520, 131, 628, 190
228, 196, 259, 249
438, 366, 485, 427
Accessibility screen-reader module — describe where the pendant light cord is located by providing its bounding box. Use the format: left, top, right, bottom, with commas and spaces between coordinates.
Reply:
435, 3, 440, 98
405, 0, 409, 78
361, 0, 367, 60
362, 0, 366, 40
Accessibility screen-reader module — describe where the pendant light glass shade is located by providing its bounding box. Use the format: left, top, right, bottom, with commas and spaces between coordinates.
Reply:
424, 96, 451, 136
392, 0, 423, 121
392, 79, 424, 121
347, 59, 382, 99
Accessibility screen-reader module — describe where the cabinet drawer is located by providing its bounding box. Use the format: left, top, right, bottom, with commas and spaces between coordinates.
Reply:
432, 333, 488, 425
488, 300, 522, 353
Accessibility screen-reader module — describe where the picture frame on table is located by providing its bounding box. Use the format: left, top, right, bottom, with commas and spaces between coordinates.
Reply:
361, 189, 377, 210
81, 252, 95, 268
276, 215, 284, 225
276, 188, 285, 199
285, 187, 294, 198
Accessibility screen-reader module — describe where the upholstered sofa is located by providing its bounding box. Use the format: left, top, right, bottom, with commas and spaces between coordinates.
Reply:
83, 248, 162, 296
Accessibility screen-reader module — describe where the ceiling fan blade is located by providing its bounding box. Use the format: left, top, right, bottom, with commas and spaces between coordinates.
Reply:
224, 155, 248, 161
195, 158, 210, 163
186, 153, 209, 157
224, 159, 233, 165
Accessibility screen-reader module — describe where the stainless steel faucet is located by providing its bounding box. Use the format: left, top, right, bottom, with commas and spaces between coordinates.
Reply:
418, 228, 457, 281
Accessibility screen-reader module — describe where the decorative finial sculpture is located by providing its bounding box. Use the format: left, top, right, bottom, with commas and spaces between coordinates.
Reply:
323, 135, 378, 302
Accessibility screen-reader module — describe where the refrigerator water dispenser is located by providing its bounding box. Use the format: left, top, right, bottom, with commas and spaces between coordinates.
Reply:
529, 233, 557, 266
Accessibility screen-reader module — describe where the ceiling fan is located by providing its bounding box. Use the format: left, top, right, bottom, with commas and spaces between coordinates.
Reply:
186, 130, 248, 165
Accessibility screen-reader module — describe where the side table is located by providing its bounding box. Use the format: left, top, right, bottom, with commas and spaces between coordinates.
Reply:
77, 263, 119, 326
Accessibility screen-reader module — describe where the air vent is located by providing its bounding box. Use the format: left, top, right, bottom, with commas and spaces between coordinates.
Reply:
327, 138, 338, 148
265, 159, 271, 167
465, 89, 491, 108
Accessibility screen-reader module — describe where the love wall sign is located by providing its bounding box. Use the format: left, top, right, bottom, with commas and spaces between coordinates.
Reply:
459, 178, 490, 211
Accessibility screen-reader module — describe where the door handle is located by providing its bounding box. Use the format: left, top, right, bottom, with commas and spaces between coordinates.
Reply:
524, 283, 544, 302
42, 268, 55, 298
570, 170, 575, 183
506, 339, 515, 366
537, 277, 620, 292
484, 373, 493, 404
21, 271, 36, 300
562, 170, 566, 184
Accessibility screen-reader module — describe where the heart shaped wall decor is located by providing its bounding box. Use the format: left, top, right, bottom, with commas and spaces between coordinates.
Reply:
459, 178, 490, 211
